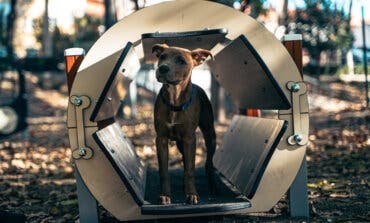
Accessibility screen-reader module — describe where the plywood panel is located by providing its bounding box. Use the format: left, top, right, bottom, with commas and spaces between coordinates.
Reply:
90, 43, 140, 122
93, 123, 146, 205
213, 115, 287, 198
209, 35, 291, 110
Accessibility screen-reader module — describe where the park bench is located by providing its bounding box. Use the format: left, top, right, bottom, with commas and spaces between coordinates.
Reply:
66, 1, 309, 222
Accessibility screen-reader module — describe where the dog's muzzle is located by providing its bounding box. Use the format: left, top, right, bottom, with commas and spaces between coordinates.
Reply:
157, 64, 181, 85
158, 64, 170, 74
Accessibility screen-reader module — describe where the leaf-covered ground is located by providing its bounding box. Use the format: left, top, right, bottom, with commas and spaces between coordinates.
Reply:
0, 73, 369, 222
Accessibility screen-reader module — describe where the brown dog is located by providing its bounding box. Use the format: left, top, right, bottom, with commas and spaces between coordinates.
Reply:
152, 44, 216, 205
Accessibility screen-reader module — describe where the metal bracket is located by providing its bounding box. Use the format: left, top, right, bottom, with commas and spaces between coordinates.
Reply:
283, 82, 308, 146
70, 95, 94, 160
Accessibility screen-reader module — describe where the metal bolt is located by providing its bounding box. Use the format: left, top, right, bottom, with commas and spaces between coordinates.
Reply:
294, 134, 303, 143
73, 97, 82, 106
290, 83, 300, 92
78, 148, 87, 156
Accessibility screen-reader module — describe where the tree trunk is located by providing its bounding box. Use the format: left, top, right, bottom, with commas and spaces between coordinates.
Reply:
344, 0, 353, 71
279, 0, 288, 26
247, 1, 258, 18
314, 53, 321, 76
6, 0, 16, 61
346, 51, 354, 75
347, 0, 353, 25
42, 0, 52, 57
132, 0, 139, 11
104, 0, 117, 29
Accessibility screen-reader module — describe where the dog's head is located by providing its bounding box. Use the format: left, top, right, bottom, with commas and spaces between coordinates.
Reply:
152, 44, 212, 85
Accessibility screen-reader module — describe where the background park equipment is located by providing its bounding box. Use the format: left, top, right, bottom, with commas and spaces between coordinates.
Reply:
0, 59, 27, 140
66, 0, 309, 221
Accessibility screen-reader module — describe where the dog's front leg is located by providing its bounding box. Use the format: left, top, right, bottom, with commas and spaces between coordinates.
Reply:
156, 136, 171, 205
181, 134, 199, 204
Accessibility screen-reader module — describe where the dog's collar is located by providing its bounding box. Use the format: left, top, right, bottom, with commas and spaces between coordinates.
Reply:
160, 85, 197, 112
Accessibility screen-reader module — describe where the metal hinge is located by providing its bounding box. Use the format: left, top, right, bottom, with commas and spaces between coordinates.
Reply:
279, 81, 309, 146
70, 95, 94, 160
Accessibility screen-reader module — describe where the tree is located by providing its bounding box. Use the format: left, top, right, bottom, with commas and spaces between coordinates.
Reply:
42, 0, 52, 57
286, 0, 353, 75
6, 0, 16, 61
104, 0, 117, 29
209, 0, 266, 18
131, 0, 146, 11
33, 15, 102, 59
240, 0, 266, 18
279, 0, 288, 26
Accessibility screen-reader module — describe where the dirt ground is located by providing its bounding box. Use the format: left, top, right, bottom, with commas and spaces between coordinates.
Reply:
0, 73, 369, 223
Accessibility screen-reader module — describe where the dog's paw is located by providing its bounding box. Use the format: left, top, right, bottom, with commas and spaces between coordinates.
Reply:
186, 194, 199, 205
159, 195, 171, 205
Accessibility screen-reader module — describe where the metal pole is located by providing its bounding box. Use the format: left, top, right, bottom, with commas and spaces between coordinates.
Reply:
74, 169, 99, 223
362, 6, 369, 108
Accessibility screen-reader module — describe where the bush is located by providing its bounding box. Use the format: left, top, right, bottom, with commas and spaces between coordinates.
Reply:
303, 65, 339, 75
335, 65, 370, 75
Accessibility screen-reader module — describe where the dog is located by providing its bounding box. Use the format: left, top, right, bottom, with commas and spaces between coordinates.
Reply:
152, 44, 217, 205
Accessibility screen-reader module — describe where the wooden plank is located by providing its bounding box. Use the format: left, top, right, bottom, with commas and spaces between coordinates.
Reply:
142, 201, 251, 215
282, 36, 303, 78
64, 48, 85, 94
282, 34, 309, 218
245, 109, 260, 117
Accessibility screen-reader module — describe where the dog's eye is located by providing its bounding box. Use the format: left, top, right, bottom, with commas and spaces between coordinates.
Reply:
176, 57, 187, 65
159, 54, 167, 60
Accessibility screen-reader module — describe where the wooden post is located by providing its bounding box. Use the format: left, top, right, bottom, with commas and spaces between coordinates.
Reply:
282, 34, 309, 218
64, 48, 85, 94
64, 48, 99, 223
282, 34, 303, 78
245, 109, 261, 117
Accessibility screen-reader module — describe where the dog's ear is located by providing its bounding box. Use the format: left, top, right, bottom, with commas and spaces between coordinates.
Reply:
191, 49, 213, 66
152, 44, 169, 57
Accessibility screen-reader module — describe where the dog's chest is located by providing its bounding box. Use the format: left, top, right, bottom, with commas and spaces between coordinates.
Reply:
164, 111, 196, 140
166, 122, 184, 140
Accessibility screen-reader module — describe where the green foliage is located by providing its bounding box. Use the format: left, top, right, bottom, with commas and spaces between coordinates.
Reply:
52, 26, 74, 59
73, 16, 101, 44
336, 65, 370, 75
247, 0, 267, 15
287, 0, 354, 71
33, 15, 102, 59
240, 0, 267, 17
209, 0, 267, 16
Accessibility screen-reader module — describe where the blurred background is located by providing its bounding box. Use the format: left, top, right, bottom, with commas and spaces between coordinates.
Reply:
1, 0, 369, 72
0, 0, 369, 222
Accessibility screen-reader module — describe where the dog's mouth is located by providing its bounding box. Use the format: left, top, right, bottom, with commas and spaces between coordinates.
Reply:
166, 80, 182, 85
157, 77, 182, 85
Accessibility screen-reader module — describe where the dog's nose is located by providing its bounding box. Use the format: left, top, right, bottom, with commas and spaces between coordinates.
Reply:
158, 64, 170, 74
